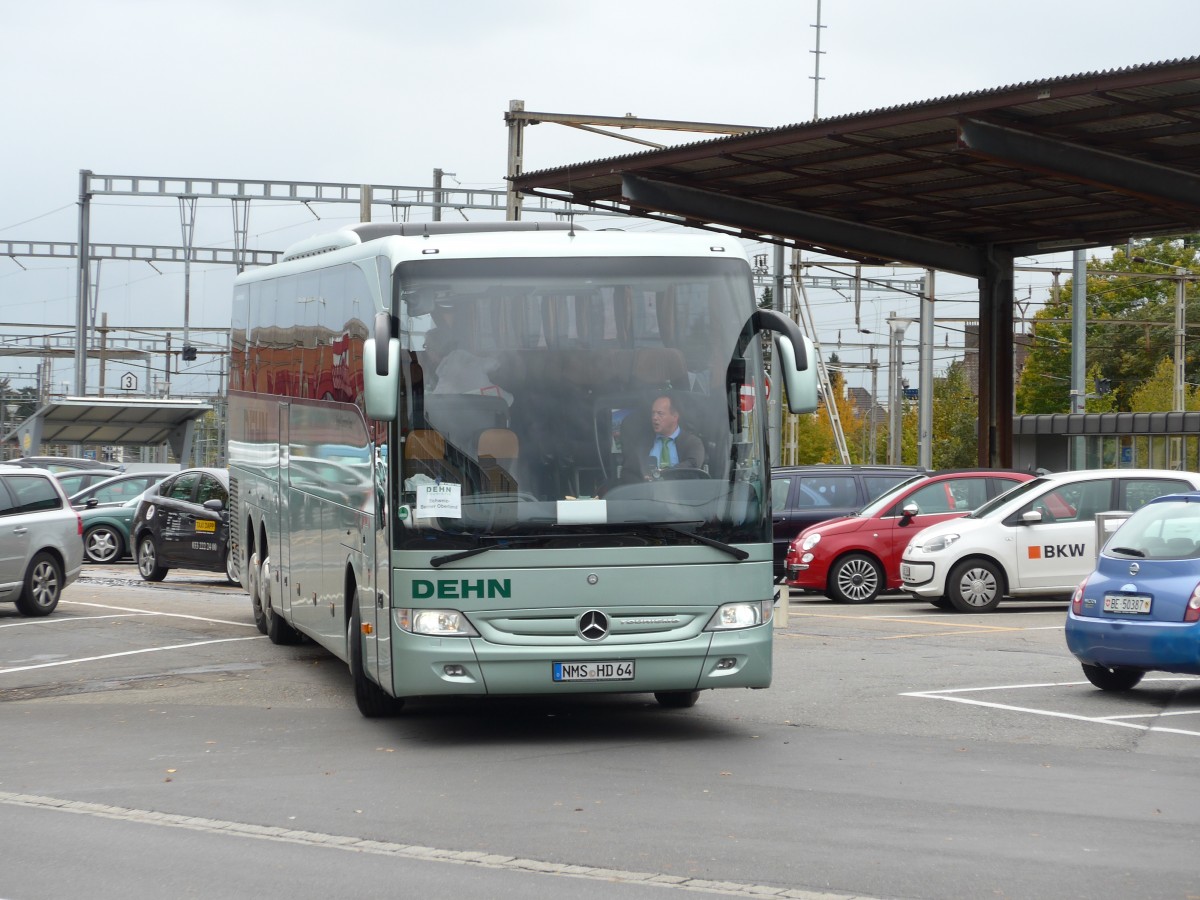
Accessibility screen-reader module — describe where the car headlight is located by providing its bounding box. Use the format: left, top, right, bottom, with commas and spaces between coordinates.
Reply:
800, 533, 822, 552
705, 600, 772, 631
920, 533, 961, 553
396, 608, 479, 636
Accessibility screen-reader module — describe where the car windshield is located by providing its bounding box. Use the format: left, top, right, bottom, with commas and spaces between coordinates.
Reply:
967, 477, 1048, 519
856, 475, 929, 517
1105, 498, 1200, 559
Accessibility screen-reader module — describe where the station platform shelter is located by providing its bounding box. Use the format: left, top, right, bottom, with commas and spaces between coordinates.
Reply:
1014, 412, 1200, 474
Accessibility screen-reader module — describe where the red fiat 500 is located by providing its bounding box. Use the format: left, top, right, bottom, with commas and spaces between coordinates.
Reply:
784, 470, 1033, 604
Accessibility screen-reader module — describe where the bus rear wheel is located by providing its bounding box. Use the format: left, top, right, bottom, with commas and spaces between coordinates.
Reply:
263, 558, 301, 646
349, 592, 405, 718
249, 552, 267, 635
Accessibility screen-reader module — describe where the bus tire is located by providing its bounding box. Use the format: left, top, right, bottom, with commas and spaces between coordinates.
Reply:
224, 548, 240, 586
264, 562, 301, 646
654, 690, 700, 709
349, 592, 404, 717
249, 553, 268, 635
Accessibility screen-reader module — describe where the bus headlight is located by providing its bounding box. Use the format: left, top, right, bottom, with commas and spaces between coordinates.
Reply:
705, 600, 772, 631
396, 608, 479, 637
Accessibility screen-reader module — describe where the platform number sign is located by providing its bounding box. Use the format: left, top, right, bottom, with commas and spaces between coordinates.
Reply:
120, 372, 138, 392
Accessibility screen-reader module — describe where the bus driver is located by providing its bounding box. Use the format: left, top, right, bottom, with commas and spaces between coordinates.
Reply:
648, 394, 705, 472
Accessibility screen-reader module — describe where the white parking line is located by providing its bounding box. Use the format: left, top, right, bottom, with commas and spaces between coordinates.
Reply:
61, 600, 259, 628
0, 613, 157, 629
0, 636, 265, 675
903, 678, 1200, 737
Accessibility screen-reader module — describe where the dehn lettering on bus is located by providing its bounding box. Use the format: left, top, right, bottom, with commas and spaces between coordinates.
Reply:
411, 579, 513, 600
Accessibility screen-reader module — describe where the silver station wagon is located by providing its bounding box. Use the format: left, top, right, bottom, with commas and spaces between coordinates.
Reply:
0, 465, 84, 616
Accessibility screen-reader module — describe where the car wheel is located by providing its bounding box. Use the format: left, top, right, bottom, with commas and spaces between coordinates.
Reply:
828, 553, 884, 604
946, 558, 1003, 612
15, 552, 64, 616
349, 590, 404, 717
1081, 663, 1144, 692
654, 691, 700, 709
224, 547, 240, 586
84, 525, 123, 564
264, 556, 301, 646
136, 535, 168, 582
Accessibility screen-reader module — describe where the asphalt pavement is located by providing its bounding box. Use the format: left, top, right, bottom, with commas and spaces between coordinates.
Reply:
2, 565, 1198, 900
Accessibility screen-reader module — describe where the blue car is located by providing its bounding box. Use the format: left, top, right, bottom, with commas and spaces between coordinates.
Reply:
1065, 491, 1200, 691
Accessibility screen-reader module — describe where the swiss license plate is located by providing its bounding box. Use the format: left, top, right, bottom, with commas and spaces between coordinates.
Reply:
1103, 593, 1152, 615
901, 564, 912, 580
195, 519, 216, 533
553, 660, 635, 682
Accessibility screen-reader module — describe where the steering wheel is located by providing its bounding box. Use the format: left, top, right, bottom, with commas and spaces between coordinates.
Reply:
660, 467, 710, 481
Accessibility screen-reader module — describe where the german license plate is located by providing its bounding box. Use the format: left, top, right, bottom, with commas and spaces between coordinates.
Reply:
1103, 593, 1152, 614
553, 660, 635, 682
195, 519, 216, 533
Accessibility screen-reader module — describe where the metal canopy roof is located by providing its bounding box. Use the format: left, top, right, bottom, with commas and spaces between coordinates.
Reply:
511, 56, 1200, 276
6, 398, 212, 466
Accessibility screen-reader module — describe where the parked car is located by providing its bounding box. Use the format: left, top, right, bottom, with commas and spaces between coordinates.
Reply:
785, 469, 1034, 603
901, 469, 1200, 612
69, 471, 174, 509
770, 465, 924, 578
56, 468, 129, 497
0, 464, 83, 616
10, 456, 122, 473
80, 492, 145, 563
1065, 490, 1200, 691
131, 468, 237, 584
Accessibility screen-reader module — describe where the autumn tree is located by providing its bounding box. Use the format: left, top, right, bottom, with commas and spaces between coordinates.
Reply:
1016, 236, 1200, 413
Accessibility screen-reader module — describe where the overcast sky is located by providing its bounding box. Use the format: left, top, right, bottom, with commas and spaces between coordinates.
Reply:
4, 0, 1200, 396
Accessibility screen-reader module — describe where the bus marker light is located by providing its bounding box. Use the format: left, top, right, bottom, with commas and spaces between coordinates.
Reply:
362, 623, 374, 635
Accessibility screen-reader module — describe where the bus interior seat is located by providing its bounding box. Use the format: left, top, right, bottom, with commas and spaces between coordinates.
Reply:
477, 428, 519, 493
424, 393, 510, 455
403, 429, 463, 487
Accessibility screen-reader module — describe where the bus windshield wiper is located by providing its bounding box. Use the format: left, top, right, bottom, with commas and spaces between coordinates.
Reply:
430, 536, 549, 567
611, 522, 749, 561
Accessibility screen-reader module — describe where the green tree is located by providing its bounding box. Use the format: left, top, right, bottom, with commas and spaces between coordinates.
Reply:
1128, 356, 1200, 411
1016, 236, 1200, 413
930, 364, 980, 468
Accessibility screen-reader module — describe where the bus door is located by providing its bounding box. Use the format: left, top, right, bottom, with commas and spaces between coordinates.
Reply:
367, 442, 388, 687
278, 402, 291, 618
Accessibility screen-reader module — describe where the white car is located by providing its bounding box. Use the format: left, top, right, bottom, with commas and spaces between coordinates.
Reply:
900, 468, 1200, 612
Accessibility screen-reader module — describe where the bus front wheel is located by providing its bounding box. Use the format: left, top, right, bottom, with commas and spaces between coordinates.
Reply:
349, 591, 405, 718
654, 691, 700, 709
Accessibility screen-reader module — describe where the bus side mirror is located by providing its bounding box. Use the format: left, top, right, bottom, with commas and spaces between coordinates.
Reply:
364, 317, 400, 421
747, 308, 819, 415
774, 332, 819, 414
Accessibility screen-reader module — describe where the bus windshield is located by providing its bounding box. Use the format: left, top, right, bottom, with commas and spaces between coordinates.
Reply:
391, 255, 768, 549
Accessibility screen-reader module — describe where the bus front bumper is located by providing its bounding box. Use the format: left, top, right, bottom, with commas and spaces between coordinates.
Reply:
388, 625, 772, 698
